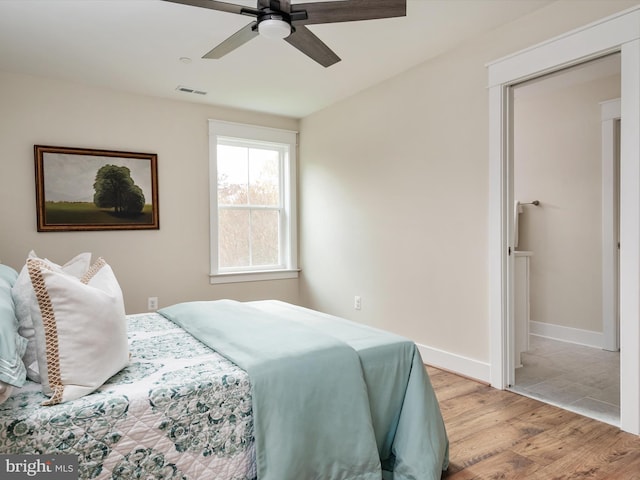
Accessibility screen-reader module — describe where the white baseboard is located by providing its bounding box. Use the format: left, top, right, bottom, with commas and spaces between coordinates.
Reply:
415, 322, 603, 387
529, 320, 603, 349
416, 343, 491, 384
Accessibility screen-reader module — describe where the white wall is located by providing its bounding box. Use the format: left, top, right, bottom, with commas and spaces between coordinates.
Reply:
0, 72, 300, 313
514, 73, 621, 334
298, 0, 639, 379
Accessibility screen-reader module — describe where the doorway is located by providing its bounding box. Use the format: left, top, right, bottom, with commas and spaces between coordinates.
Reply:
507, 56, 621, 426
487, 6, 640, 435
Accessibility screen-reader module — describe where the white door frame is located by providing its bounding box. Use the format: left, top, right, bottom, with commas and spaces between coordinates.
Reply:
488, 7, 640, 435
601, 98, 621, 352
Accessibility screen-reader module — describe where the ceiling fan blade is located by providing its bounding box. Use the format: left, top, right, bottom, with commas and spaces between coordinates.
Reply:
292, 0, 406, 25
285, 25, 340, 68
162, 0, 247, 15
203, 22, 258, 59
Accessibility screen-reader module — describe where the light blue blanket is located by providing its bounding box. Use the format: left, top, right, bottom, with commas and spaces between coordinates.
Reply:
158, 300, 448, 480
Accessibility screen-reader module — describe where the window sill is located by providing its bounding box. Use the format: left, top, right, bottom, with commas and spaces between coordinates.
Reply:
209, 269, 300, 284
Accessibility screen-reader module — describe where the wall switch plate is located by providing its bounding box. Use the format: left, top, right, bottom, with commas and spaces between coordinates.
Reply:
148, 297, 158, 311
354, 296, 362, 310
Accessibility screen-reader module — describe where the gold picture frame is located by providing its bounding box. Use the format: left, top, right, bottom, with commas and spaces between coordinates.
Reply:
34, 145, 159, 232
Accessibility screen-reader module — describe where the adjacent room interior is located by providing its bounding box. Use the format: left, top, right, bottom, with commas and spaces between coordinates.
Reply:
510, 55, 621, 426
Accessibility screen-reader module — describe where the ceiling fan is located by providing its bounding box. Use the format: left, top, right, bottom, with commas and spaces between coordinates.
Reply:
163, 0, 406, 67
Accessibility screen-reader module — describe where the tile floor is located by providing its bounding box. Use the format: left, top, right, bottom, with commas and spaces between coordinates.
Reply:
509, 335, 620, 426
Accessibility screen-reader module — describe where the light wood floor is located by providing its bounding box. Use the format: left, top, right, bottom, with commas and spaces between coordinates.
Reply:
427, 366, 640, 480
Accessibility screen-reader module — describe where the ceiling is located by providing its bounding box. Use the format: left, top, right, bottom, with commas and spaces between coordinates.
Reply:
0, 0, 554, 118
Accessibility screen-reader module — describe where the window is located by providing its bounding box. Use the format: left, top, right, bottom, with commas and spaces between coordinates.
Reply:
209, 120, 298, 283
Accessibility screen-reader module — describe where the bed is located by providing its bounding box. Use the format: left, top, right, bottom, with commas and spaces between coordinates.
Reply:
0, 255, 449, 480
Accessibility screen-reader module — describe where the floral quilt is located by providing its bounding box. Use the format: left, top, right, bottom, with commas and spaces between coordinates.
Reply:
0, 313, 256, 480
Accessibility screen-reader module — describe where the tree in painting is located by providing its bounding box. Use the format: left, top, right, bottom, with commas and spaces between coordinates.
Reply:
93, 165, 145, 216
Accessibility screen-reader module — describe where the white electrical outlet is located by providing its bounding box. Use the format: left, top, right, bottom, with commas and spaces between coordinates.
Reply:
354, 296, 362, 310
148, 297, 158, 311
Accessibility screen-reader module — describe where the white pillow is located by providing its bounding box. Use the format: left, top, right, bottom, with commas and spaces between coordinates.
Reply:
27, 257, 129, 405
12, 251, 92, 382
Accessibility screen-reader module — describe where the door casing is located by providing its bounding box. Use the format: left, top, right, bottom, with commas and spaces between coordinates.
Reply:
487, 6, 640, 435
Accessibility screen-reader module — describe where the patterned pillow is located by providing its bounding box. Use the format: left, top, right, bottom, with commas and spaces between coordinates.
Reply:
27, 257, 129, 405
12, 251, 92, 382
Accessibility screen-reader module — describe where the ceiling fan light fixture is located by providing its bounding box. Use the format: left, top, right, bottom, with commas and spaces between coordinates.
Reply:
258, 18, 291, 40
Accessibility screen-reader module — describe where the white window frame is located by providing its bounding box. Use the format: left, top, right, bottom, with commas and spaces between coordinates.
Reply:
209, 120, 299, 284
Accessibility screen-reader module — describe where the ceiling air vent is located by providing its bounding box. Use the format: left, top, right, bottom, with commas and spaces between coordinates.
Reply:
176, 85, 207, 96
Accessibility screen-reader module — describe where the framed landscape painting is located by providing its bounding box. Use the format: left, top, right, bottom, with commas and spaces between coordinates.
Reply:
34, 145, 159, 232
